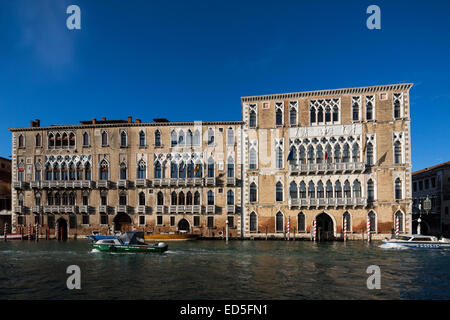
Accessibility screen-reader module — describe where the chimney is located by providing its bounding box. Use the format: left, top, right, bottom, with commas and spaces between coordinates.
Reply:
92, 118, 97, 124
136, 118, 142, 124
35, 119, 40, 127
30, 120, 35, 127
128, 116, 132, 123
102, 117, 106, 121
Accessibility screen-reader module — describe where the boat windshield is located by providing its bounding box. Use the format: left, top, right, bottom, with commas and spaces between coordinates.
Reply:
411, 236, 433, 241
397, 236, 412, 241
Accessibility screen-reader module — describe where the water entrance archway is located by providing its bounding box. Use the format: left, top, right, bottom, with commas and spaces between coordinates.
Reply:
178, 218, 190, 232
316, 212, 335, 241
56, 217, 68, 241
114, 213, 132, 232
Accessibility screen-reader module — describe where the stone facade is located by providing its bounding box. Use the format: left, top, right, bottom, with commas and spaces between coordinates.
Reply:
241, 84, 413, 240
412, 161, 450, 236
10, 118, 243, 238
9, 83, 413, 240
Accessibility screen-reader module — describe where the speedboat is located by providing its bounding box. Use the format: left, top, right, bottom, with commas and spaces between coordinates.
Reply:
91, 232, 168, 253
382, 234, 450, 249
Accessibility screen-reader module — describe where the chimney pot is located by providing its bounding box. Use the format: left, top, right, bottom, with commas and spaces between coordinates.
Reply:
136, 118, 141, 123
102, 117, 106, 121
30, 120, 35, 127
128, 116, 132, 123
92, 118, 97, 124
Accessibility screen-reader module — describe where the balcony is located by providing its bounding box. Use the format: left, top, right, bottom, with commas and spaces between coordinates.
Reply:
30, 181, 41, 189
43, 205, 52, 214
290, 162, 366, 175
192, 205, 202, 214
14, 206, 26, 214
205, 177, 216, 186
289, 197, 367, 208
97, 180, 111, 189
51, 205, 60, 213
194, 178, 203, 186
226, 177, 236, 186
62, 205, 79, 214
169, 205, 177, 214
48, 181, 58, 188
31, 205, 42, 214
81, 180, 94, 188
56, 181, 66, 188
156, 205, 165, 214
98, 205, 112, 214
13, 181, 28, 190
118, 180, 130, 188
226, 205, 235, 214
184, 205, 193, 214
152, 179, 162, 187
137, 205, 150, 214
169, 178, 178, 187
116, 205, 132, 214
41, 181, 50, 188
135, 179, 148, 188
79, 205, 93, 214
206, 205, 215, 214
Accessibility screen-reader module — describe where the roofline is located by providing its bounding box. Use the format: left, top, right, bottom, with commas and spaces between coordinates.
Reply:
9, 120, 244, 132
241, 83, 414, 102
412, 161, 450, 176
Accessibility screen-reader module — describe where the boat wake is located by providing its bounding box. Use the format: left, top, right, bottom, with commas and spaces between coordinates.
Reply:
379, 243, 409, 250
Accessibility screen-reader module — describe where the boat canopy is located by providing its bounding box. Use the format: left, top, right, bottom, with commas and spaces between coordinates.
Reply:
119, 232, 146, 245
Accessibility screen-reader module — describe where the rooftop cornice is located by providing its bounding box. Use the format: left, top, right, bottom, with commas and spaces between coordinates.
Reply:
241, 83, 414, 103
9, 120, 244, 132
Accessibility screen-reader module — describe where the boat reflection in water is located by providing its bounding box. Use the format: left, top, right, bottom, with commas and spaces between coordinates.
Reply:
382, 234, 450, 249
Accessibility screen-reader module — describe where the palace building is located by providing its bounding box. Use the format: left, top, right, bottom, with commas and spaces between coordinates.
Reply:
9, 83, 413, 240
240, 83, 413, 240
10, 118, 244, 239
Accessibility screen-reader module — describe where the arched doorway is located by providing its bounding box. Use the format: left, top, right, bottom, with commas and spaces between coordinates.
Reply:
56, 218, 68, 241
178, 218, 190, 232
316, 212, 335, 241
114, 213, 132, 232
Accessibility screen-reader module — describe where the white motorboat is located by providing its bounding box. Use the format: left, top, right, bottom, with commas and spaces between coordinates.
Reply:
382, 234, 450, 249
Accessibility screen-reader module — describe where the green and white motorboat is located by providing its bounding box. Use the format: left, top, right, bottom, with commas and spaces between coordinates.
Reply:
91, 232, 168, 253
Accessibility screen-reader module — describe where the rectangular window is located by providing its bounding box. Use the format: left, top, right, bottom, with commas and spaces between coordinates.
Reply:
82, 214, 89, 225
425, 179, 429, 189
194, 216, 200, 227
227, 216, 234, 228
170, 216, 175, 227
431, 178, 436, 188
139, 215, 145, 226
47, 215, 54, 228
419, 181, 423, 191
413, 182, 417, 192
207, 216, 214, 228
156, 215, 163, 226
100, 194, 107, 206
100, 214, 108, 225
69, 215, 77, 229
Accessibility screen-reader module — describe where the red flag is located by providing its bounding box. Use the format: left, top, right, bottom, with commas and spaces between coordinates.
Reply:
325, 151, 328, 160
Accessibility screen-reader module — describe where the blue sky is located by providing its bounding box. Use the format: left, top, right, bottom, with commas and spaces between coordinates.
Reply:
0, 0, 449, 171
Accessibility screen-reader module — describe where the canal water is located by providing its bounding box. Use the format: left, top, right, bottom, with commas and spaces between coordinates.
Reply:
1, 240, 449, 299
